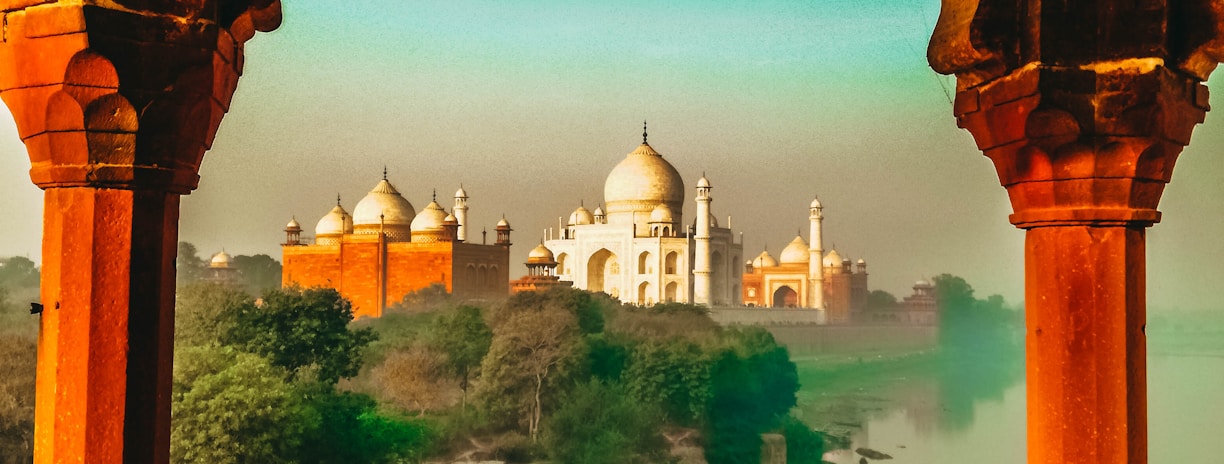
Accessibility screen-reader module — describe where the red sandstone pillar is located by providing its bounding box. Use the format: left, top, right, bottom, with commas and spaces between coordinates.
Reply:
0, 1, 280, 462
928, 1, 1224, 462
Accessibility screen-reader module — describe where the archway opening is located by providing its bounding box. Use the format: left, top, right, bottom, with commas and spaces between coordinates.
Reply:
773, 286, 798, 308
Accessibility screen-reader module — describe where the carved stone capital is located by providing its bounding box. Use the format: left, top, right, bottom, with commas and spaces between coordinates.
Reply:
0, 0, 281, 194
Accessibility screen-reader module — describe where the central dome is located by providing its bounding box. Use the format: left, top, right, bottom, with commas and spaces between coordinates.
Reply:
778, 235, 810, 265
603, 141, 685, 227
352, 179, 416, 239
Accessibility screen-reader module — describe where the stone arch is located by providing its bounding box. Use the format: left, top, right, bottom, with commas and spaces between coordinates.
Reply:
638, 281, 652, 305
665, 251, 678, 274
638, 251, 652, 274
478, 265, 488, 287
773, 286, 798, 308
665, 281, 678, 302
489, 265, 499, 287
466, 263, 477, 284
587, 249, 617, 294
556, 252, 568, 275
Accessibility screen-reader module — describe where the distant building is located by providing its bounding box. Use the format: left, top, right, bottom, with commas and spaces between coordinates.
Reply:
281, 176, 510, 318
510, 243, 572, 294
741, 199, 868, 324
860, 279, 939, 326
543, 126, 744, 305
204, 250, 241, 286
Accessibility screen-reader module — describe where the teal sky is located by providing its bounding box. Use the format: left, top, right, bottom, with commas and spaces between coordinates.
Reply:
2, 0, 1223, 309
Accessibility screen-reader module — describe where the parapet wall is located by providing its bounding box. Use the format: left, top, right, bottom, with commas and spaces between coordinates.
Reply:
707, 307, 938, 358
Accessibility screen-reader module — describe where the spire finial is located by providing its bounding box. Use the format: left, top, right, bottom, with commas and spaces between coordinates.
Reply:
432, 188, 437, 202
336, 193, 341, 206
642, 120, 648, 144
383, 165, 387, 180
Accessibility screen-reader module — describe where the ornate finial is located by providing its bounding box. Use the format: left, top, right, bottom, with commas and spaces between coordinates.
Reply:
383, 165, 387, 180
336, 193, 341, 206
580, 199, 585, 207
432, 188, 437, 202
642, 120, 648, 144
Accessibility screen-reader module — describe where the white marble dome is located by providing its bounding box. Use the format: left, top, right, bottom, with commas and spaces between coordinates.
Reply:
209, 251, 233, 268
649, 203, 675, 223
823, 249, 844, 267
352, 179, 416, 230
569, 206, 594, 225
411, 201, 448, 233
778, 235, 810, 265
604, 142, 685, 219
315, 204, 353, 236
753, 250, 778, 268
527, 243, 556, 264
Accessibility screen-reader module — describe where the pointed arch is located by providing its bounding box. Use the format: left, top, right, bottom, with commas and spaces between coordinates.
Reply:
638, 251, 653, 274
588, 249, 617, 294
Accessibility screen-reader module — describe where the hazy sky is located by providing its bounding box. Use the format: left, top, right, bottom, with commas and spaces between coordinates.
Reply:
2, 0, 1223, 309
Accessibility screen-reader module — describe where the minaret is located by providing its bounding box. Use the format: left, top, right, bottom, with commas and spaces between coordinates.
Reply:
454, 185, 469, 242
693, 174, 713, 305
809, 197, 825, 310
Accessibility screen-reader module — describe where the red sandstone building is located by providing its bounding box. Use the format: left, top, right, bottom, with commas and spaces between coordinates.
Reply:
282, 177, 510, 318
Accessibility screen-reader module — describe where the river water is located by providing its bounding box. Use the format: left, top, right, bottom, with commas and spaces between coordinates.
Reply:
798, 353, 1224, 463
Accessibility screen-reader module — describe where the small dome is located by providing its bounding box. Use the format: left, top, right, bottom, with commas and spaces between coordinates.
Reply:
527, 243, 556, 264
497, 217, 510, 227
593, 206, 605, 216
209, 251, 233, 268
315, 204, 352, 236
810, 197, 822, 208
455, 186, 468, 198
778, 235, 810, 265
857, 258, 866, 264
697, 175, 711, 188
822, 249, 844, 267
752, 251, 778, 268
649, 203, 675, 223
444, 213, 458, 224
352, 179, 416, 230
411, 201, 448, 232
916, 280, 931, 287
285, 217, 301, 230
569, 206, 594, 225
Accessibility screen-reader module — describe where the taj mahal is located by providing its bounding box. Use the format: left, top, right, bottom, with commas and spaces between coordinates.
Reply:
542, 125, 744, 306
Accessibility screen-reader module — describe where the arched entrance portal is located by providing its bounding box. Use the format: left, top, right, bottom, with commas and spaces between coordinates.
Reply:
587, 249, 618, 294
772, 286, 798, 308
638, 281, 652, 305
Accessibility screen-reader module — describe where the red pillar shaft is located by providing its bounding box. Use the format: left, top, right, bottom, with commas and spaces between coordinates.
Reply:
35, 188, 179, 464
1025, 226, 1147, 463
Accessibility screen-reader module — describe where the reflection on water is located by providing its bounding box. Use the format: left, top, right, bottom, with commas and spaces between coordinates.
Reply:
797, 352, 1224, 463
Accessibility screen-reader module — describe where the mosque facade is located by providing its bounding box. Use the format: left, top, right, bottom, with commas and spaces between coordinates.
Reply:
281, 176, 510, 318
741, 199, 869, 324
540, 129, 744, 306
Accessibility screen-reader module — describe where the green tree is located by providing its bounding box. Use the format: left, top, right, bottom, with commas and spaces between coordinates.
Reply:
622, 339, 711, 425
388, 283, 453, 312
176, 242, 207, 286
0, 256, 39, 291
231, 254, 283, 296
175, 282, 253, 348
865, 289, 897, 310
429, 305, 492, 410
704, 329, 798, 464
781, 416, 825, 464
171, 346, 311, 464
223, 287, 376, 384
297, 388, 434, 464
544, 380, 666, 464
478, 304, 583, 441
